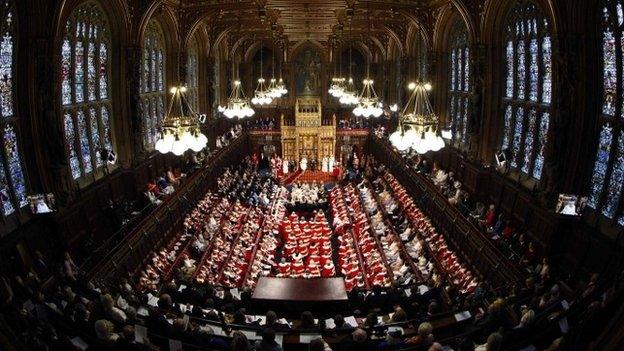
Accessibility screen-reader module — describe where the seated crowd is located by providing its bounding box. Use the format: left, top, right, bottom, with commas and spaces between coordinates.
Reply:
244, 117, 277, 131
215, 124, 243, 150
406, 152, 543, 273
1, 147, 620, 351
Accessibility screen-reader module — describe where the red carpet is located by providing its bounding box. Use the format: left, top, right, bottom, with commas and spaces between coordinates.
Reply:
296, 170, 337, 184
281, 169, 302, 185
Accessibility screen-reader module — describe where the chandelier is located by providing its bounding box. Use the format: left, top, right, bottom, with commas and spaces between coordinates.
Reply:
268, 50, 287, 98
218, 80, 255, 118
339, 44, 359, 105
329, 77, 345, 98
389, 82, 445, 154
353, 78, 383, 117
339, 77, 359, 105
251, 77, 272, 105
274, 77, 288, 96
251, 44, 273, 105
155, 86, 208, 155
328, 37, 346, 99
353, 5, 383, 117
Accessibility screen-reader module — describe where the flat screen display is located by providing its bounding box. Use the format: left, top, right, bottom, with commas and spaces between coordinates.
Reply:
555, 194, 587, 216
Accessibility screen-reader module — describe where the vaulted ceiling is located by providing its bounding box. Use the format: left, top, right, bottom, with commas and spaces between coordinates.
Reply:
180, 0, 446, 58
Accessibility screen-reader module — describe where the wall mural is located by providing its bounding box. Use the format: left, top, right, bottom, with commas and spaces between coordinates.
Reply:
294, 47, 321, 96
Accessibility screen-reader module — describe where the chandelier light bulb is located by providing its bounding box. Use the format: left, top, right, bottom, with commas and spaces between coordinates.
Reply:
424, 83, 433, 91
389, 129, 402, 146
171, 138, 186, 156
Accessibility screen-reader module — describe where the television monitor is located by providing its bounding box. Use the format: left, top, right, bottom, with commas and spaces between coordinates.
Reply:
555, 194, 587, 216
27, 193, 56, 214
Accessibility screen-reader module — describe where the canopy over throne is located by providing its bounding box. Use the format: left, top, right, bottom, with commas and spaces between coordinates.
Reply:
281, 97, 336, 164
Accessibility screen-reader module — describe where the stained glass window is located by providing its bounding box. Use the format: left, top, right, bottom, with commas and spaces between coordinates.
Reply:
501, 2, 551, 180
589, 0, 624, 226
447, 19, 473, 150
140, 19, 166, 151
187, 38, 199, 112
0, 1, 28, 216
62, 2, 113, 180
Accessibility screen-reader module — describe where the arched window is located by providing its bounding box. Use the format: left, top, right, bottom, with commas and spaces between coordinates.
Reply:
500, 2, 551, 180
588, 0, 624, 226
0, 1, 26, 216
61, 2, 113, 180
186, 38, 199, 112
140, 19, 166, 150
448, 19, 472, 148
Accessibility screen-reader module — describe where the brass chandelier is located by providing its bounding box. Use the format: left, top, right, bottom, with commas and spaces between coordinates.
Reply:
155, 85, 208, 155
389, 82, 445, 154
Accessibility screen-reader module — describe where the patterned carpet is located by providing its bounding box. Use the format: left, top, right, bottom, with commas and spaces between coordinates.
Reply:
295, 170, 337, 184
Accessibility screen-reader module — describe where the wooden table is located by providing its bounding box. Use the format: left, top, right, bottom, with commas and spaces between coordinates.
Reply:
252, 277, 348, 302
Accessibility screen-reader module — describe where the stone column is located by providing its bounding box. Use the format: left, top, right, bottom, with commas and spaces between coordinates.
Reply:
125, 45, 147, 164
468, 43, 486, 161
540, 36, 576, 205
34, 37, 75, 204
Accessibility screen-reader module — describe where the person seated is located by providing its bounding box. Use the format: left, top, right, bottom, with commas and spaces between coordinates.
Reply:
340, 328, 377, 351
298, 311, 318, 329
157, 174, 175, 195
479, 204, 497, 229
377, 326, 406, 350
264, 310, 289, 329
166, 166, 181, 186
405, 322, 435, 349
470, 202, 486, 221
255, 328, 283, 351
144, 186, 162, 206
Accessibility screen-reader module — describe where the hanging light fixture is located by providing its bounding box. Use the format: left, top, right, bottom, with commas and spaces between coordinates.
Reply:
218, 79, 255, 119
389, 82, 444, 154
252, 43, 273, 105
328, 36, 346, 98
275, 76, 288, 96
155, 85, 208, 155
353, 4, 383, 117
352, 78, 383, 117
267, 48, 283, 99
276, 44, 288, 97
340, 42, 359, 105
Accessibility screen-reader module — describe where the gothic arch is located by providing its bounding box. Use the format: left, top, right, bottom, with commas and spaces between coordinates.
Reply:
138, 5, 179, 60
242, 39, 279, 63
338, 41, 373, 65
481, 0, 561, 45
184, 21, 209, 56
289, 40, 327, 62
378, 24, 404, 58
405, 24, 428, 58
54, 0, 130, 44
434, 3, 475, 52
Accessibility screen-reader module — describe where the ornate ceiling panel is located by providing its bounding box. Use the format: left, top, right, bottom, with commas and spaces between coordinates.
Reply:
179, 0, 451, 55
264, 0, 349, 41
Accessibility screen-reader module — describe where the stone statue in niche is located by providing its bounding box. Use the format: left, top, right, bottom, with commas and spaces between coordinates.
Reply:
295, 47, 321, 96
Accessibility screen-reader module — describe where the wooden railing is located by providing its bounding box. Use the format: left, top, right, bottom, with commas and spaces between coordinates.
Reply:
367, 136, 524, 288
86, 135, 249, 286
